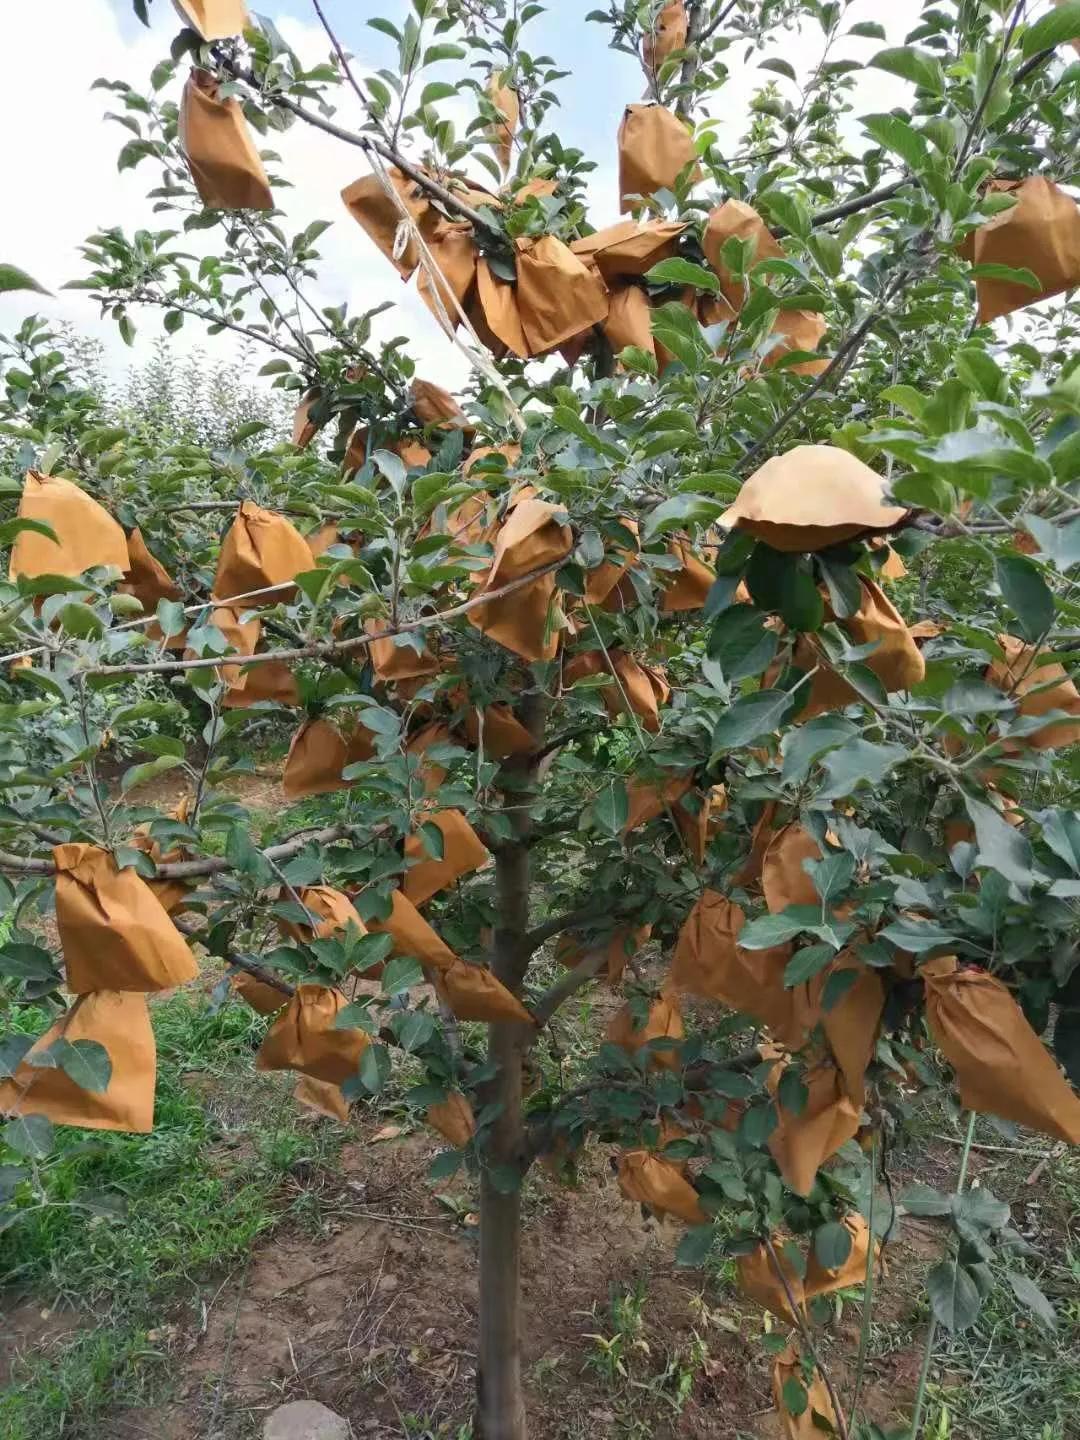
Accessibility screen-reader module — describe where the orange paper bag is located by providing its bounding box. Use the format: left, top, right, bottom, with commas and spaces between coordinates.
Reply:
475, 259, 531, 358
964, 177, 1080, 324
702, 199, 785, 311
418, 219, 478, 330
622, 774, 693, 834
643, 0, 688, 70
411, 378, 470, 431
365, 888, 457, 973
721, 445, 906, 552
557, 924, 652, 985
53, 844, 198, 994
736, 1240, 805, 1320
486, 76, 519, 176
341, 167, 434, 278
404, 810, 489, 906
924, 959, 1080, 1143
436, 960, 534, 1023
804, 1213, 876, 1299
660, 540, 716, 612
256, 984, 369, 1084
179, 69, 272, 210
231, 970, 289, 1015
213, 500, 312, 602
618, 104, 700, 213
767, 1057, 861, 1196
514, 235, 610, 354
282, 716, 376, 798
618, 1148, 706, 1224
603, 284, 655, 359
574, 219, 688, 280
278, 886, 367, 945
773, 1345, 842, 1440
762, 824, 823, 913
293, 1075, 349, 1122
172, 0, 249, 39
607, 993, 684, 1070
461, 702, 534, 759
292, 389, 321, 449
468, 495, 573, 661
9, 471, 128, 581
365, 620, 440, 683
986, 633, 1080, 751
0, 991, 156, 1133
427, 1091, 476, 1146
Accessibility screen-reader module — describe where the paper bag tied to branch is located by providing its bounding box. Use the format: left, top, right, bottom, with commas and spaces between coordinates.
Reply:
572, 219, 688, 281
923, 959, 1080, 1143
121, 528, 186, 646
341, 167, 436, 278
231, 970, 289, 1015
172, 0, 249, 40
53, 844, 198, 994
762, 823, 823, 913
427, 1091, 476, 1147
404, 810, 489, 906
736, 1240, 805, 1320
618, 1149, 706, 1224
278, 885, 367, 946
365, 888, 459, 973
660, 541, 716, 612
436, 960, 533, 1024
557, 924, 652, 985
773, 1346, 842, 1440
366, 621, 440, 683
293, 1075, 349, 1123
986, 633, 1080, 751
962, 178, 1080, 324
607, 993, 684, 1070
485, 76, 519, 176
618, 104, 700, 214
282, 716, 377, 798
622, 774, 692, 834
418, 219, 478, 330
702, 200, 786, 311
767, 1055, 861, 1196
564, 648, 670, 733
9, 472, 129, 580
256, 984, 369, 1084
180, 69, 272, 210
474, 258, 531, 359
460, 701, 535, 759
213, 500, 313, 602
643, 1, 689, 70
468, 495, 572, 661
514, 235, 610, 355
0, 991, 156, 1133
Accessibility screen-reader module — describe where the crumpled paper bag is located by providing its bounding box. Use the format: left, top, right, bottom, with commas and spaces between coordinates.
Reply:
514, 234, 610, 354
282, 716, 376, 798
403, 810, 489, 906
618, 103, 700, 213
179, 69, 272, 210
256, 984, 369, 1084
9, 471, 128, 580
618, 1148, 706, 1224
468, 494, 572, 661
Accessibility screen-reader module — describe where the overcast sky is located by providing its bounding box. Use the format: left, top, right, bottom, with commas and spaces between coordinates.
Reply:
0, 0, 958, 389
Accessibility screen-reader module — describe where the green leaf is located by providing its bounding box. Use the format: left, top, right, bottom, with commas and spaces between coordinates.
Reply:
48, 1038, 112, 1094
780, 715, 856, 784
964, 794, 1034, 891
0, 263, 51, 296
814, 1220, 854, 1270
870, 46, 945, 93
818, 740, 907, 801
120, 754, 185, 795
739, 910, 816, 950
879, 916, 958, 952
711, 689, 794, 756
1006, 1271, 1057, 1329
781, 1378, 808, 1417
862, 113, 930, 171
849, 21, 887, 40
995, 555, 1054, 643
382, 956, 424, 996
0, 1034, 34, 1078
0, 943, 58, 981
645, 258, 720, 294
759, 57, 797, 81
927, 1259, 982, 1331
58, 602, 104, 639
359, 1042, 392, 1095
1040, 810, 1080, 873
675, 1224, 716, 1267
708, 606, 778, 681
1022, 0, 1080, 56
594, 781, 629, 836
642, 493, 723, 542
901, 1184, 954, 1217
423, 42, 466, 63
783, 944, 836, 988
2, 1114, 54, 1159
650, 301, 710, 372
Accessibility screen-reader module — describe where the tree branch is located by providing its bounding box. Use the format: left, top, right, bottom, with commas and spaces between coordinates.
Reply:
522, 906, 598, 956
529, 948, 607, 1027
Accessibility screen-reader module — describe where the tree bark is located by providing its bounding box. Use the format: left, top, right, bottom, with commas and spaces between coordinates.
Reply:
474, 695, 545, 1440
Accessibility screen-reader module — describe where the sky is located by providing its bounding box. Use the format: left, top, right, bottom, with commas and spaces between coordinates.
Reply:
0, 0, 936, 390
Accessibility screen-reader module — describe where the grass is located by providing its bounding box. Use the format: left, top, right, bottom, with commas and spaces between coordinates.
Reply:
0, 991, 346, 1440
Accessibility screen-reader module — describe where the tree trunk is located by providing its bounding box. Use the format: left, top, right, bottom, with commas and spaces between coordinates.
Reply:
474, 696, 544, 1440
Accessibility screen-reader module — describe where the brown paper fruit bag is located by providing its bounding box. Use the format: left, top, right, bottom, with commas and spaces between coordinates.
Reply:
475, 259, 531, 358
985, 633, 1080, 751
365, 620, 440, 682
404, 810, 489, 906
806, 954, 885, 1107
660, 540, 716, 612
9, 471, 128, 581
406, 722, 453, 796
514, 235, 610, 354
618, 104, 700, 213
54, 844, 198, 994
557, 924, 652, 985
762, 823, 823, 913
583, 517, 639, 604
256, 984, 369, 1084
365, 888, 457, 973
622, 774, 693, 834
804, 1213, 876, 1300
436, 960, 533, 1024
702, 199, 785, 311
231, 971, 289, 1015
721, 445, 906, 552
220, 654, 300, 709
643, 0, 689, 69
670, 890, 800, 1042
736, 1240, 805, 1320
573, 219, 688, 280
772, 1346, 842, 1440
607, 993, 684, 1070
293, 1075, 349, 1123
461, 702, 534, 759
603, 284, 656, 360
172, 0, 249, 40
282, 716, 376, 798
766, 307, 829, 375
121, 528, 187, 648
278, 886, 367, 945
923, 958, 1080, 1143
213, 500, 313, 602
341, 167, 435, 279
418, 219, 478, 330
411, 378, 470, 430
427, 1091, 476, 1146
767, 1056, 861, 1196
179, 69, 272, 210
564, 648, 669, 733
617, 1149, 706, 1224
673, 783, 726, 864
292, 389, 321, 449
0, 992, 156, 1134
485, 76, 519, 176
468, 495, 573, 661
963, 177, 1080, 324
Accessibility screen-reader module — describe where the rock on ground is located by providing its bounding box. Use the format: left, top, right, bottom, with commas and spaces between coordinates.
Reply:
264, 1399, 352, 1440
